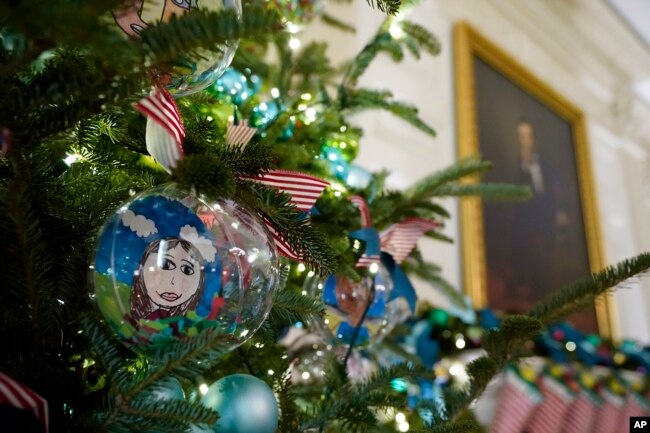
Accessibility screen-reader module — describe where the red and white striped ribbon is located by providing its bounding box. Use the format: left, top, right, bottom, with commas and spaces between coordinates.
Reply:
226, 120, 257, 147
349, 195, 372, 227
0, 372, 49, 433
251, 170, 330, 260
379, 217, 440, 264
491, 370, 541, 433
525, 376, 575, 433
250, 170, 330, 213
348, 195, 380, 267
134, 88, 185, 172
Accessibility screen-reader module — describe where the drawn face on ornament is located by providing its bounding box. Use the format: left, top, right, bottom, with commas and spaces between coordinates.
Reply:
142, 240, 203, 308
113, 0, 193, 37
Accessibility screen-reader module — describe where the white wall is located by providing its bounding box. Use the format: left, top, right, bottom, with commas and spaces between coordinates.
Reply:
305, 0, 650, 342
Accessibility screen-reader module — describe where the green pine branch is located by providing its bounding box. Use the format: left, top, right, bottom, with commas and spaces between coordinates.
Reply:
365, 0, 402, 15
140, 6, 282, 66
443, 253, 650, 424
235, 180, 338, 275
405, 157, 493, 199
430, 182, 532, 200
529, 252, 650, 325
268, 289, 325, 328
343, 88, 436, 137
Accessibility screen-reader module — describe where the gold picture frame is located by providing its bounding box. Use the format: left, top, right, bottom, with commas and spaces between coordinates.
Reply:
454, 22, 617, 339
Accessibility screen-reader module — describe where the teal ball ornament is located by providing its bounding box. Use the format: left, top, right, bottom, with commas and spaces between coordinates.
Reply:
249, 100, 283, 129
200, 374, 279, 433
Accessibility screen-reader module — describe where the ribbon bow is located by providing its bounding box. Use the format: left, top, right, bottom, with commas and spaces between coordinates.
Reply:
379, 217, 440, 314
134, 91, 329, 261
133, 88, 185, 173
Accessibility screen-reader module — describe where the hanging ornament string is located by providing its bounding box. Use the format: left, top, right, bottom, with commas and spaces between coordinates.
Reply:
0, 371, 49, 433
133, 88, 185, 173
348, 195, 380, 267
379, 217, 440, 314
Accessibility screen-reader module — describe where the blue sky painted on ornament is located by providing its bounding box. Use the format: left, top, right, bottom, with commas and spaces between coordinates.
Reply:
94, 195, 222, 303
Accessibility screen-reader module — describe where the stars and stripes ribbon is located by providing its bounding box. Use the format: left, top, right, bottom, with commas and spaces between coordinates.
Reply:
0, 372, 49, 433
250, 170, 330, 260
348, 195, 380, 268
134, 88, 185, 172
525, 375, 575, 433
380, 217, 440, 264
226, 120, 257, 147
377, 217, 439, 314
491, 368, 542, 433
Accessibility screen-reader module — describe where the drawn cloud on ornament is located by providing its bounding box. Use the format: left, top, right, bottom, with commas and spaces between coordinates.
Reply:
122, 210, 158, 238
179, 224, 217, 263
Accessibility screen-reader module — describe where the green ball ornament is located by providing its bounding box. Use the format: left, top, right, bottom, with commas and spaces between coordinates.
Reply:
322, 130, 359, 162
200, 374, 279, 433
428, 309, 449, 328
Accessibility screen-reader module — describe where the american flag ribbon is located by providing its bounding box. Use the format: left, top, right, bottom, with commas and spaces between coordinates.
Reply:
250, 170, 330, 260
226, 120, 257, 147
133, 88, 185, 172
491, 369, 541, 433
525, 375, 575, 433
0, 372, 49, 433
349, 195, 372, 227
379, 217, 440, 264
559, 390, 600, 433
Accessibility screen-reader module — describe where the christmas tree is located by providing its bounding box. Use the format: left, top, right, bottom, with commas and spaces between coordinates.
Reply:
1, 1, 649, 432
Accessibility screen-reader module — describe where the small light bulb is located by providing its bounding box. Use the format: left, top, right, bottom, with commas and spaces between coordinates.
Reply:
199, 384, 209, 395
289, 37, 301, 50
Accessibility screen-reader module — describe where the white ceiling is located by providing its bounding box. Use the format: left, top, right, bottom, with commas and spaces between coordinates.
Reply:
607, 0, 650, 106
608, 0, 650, 50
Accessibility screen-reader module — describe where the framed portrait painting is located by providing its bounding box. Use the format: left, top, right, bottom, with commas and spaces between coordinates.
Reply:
454, 22, 616, 338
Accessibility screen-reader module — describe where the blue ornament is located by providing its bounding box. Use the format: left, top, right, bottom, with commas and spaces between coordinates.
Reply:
321, 147, 350, 181
346, 165, 372, 189
249, 100, 283, 129
210, 68, 252, 105
200, 374, 279, 433
149, 377, 185, 402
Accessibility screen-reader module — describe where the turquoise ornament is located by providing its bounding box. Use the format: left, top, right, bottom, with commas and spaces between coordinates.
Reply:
209, 68, 261, 105
149, 377, 185, 402
321, 147, 349, 181
346, 165, 372, 189
249, 100, 282, 129
200, 374, 279, 433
